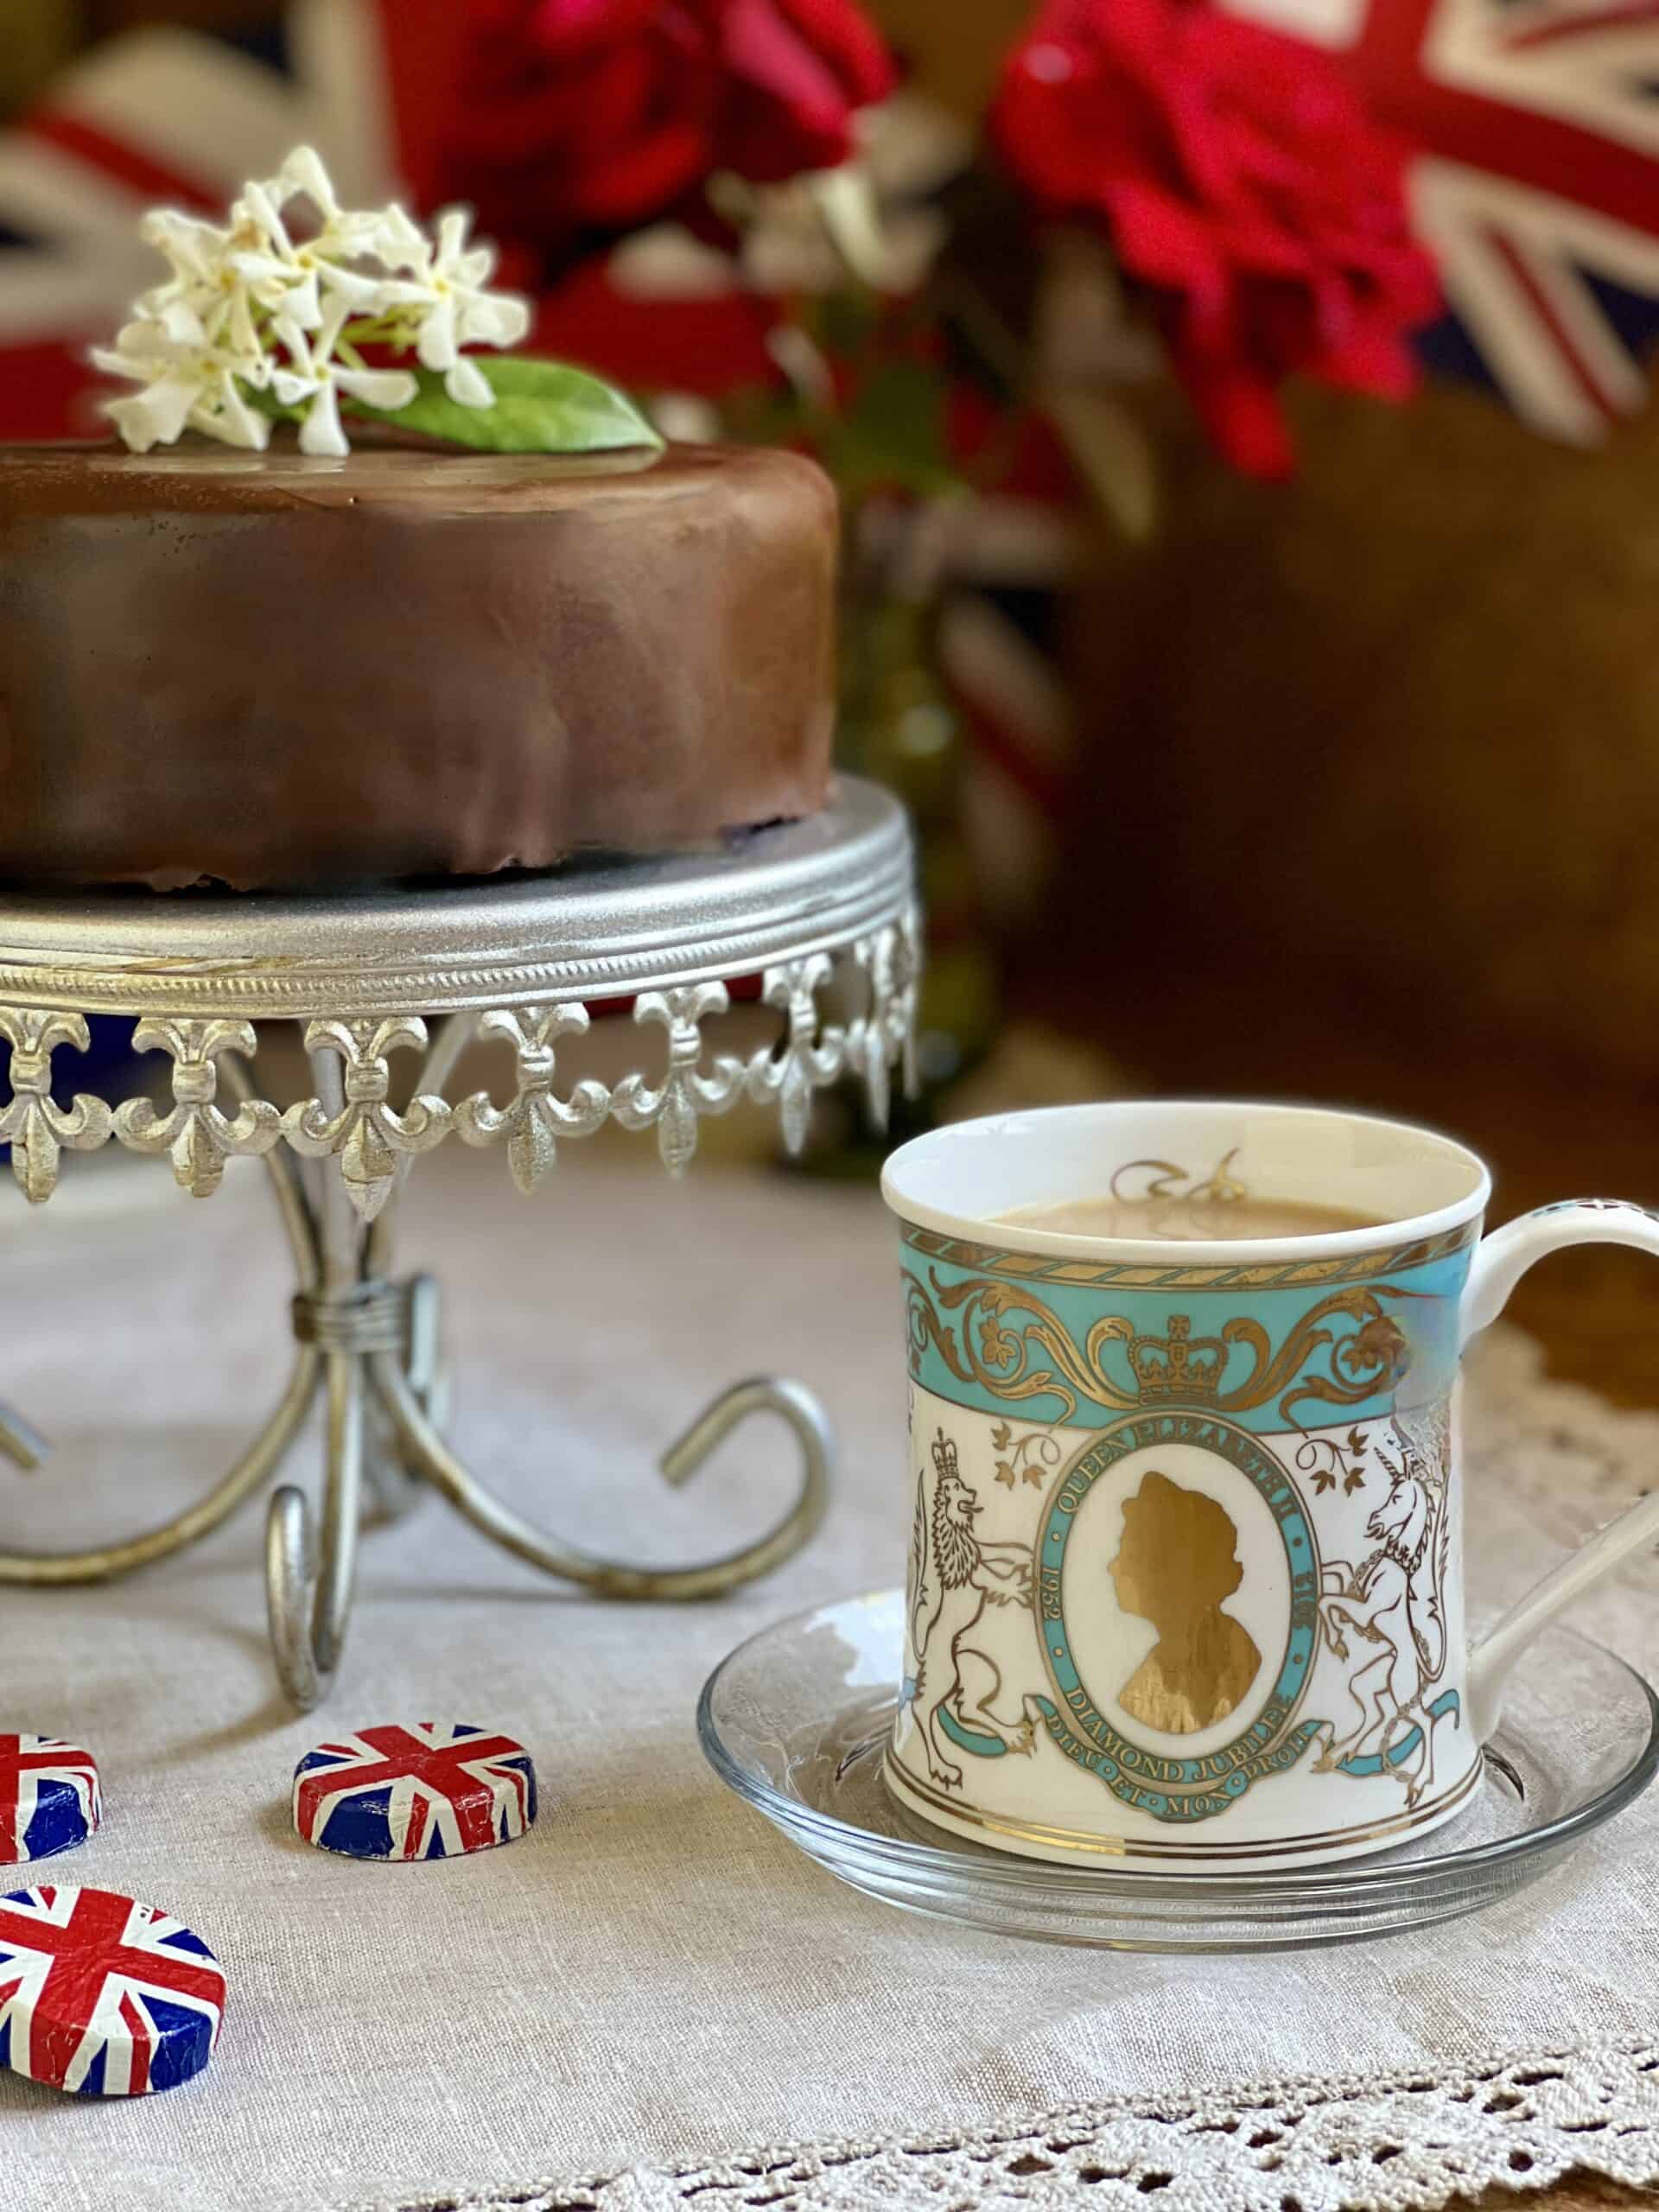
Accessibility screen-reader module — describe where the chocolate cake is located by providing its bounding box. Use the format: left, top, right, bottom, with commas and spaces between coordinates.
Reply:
0, 440, 838, 891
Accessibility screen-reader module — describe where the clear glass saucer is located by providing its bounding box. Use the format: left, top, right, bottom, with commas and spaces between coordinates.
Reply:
697, 1590, 1659, 1952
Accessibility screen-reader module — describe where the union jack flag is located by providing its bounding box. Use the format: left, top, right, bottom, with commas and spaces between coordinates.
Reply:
0, 1885, 225, 2097
293, 1722, 537, 1860
0, 1736, 100, 1865
1224, 0, 1659, 442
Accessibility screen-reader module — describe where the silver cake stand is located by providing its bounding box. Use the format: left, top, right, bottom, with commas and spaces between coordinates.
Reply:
0, 778, 918, 1709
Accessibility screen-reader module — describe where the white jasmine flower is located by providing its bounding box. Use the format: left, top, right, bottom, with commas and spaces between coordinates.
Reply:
270, 145, 407, 267
137, 208, 237, 290
291, 374, 346, 458
228, 148, 422, 333
269, 304, 417, 457
93, 320, 270, 454
226, 163, 372, 336
327, 359, 422, 413
376, 207, 530, 405
128, 210, 259, 358
138, 289, 212, 348
190, 370, 272, 452
360, 200, 434, 275
98, 144, 532, 455
272, 144, 338, 226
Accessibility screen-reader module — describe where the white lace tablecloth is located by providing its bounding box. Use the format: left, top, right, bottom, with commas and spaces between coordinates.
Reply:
0, 1141, 1656, 2212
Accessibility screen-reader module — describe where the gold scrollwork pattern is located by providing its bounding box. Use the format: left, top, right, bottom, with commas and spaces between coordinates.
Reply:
906, 1269, 1417, 1426
899, 1217, 1478, 1292
1109, 1147, 1247, 1205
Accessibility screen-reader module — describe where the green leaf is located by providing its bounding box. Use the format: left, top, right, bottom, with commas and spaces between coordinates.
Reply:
348, 355, 663, 454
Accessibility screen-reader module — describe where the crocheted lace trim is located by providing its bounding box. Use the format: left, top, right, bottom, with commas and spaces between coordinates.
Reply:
377, 2042, 1659, 2211
366, 1335, 1659, 2212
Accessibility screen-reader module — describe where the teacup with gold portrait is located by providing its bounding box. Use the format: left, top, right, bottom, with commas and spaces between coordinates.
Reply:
881, 1101, 1659, 1871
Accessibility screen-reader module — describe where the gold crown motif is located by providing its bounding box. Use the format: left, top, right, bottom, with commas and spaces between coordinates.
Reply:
931, 1429, 960, 1481
1128, 1314, 1226, 1401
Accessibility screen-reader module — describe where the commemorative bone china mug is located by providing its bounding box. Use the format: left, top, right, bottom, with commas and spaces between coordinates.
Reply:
880, 1101, 1659, 1870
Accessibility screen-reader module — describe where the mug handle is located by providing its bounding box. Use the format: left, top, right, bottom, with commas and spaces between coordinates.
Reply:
1462, 1199, 1659, 1736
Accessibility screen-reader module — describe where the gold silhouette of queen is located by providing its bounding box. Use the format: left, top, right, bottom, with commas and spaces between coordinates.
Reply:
1109, 1471, 1262, 1734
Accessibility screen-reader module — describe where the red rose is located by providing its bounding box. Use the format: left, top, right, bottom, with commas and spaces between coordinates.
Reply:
720, 0, 897, 181
992, 0, 1440, 478
446, 0, 896, 270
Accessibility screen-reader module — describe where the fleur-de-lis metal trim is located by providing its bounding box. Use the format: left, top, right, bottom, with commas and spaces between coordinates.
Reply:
283, 1017, 452, 1220
454, 1005, 610, 1193
611, 985, 745, 1173
747, 956, 848, 1156
0, 1008, 114, 1204
851, 931, 893, 1135
855, 911, 921, 1128
114, 1018, 281, 1197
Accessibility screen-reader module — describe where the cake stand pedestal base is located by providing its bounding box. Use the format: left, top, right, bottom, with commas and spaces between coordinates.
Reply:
0, 779, 915, 1708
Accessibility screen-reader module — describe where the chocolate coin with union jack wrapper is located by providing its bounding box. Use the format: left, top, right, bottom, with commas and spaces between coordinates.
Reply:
0, 1736, 100, 1864
293, 1722, 538, 1861
0, 1885, 225, 2097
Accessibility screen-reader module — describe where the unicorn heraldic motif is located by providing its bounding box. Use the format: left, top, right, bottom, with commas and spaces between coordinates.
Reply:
1315, 1412, 1459, 1805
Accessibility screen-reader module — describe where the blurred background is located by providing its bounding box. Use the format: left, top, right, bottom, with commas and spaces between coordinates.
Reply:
4, 0, 1659, 1395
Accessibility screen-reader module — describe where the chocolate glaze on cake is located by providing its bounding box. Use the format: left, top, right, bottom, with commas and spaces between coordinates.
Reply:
0, 440, 838, 890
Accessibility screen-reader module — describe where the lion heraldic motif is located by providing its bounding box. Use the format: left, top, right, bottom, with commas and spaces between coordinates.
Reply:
909, 1429, 1038, 1790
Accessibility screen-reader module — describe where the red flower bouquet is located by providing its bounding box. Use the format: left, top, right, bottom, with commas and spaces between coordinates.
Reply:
992, 0, 1440, 476
446, 0, 896, 270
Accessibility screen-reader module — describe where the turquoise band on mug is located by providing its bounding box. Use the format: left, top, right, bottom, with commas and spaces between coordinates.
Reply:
900, 1230, 1473, 1436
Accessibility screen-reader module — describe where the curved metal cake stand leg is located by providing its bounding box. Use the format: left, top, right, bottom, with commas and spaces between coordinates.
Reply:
355, 1011, 473, 1513
265, 1351, 365, 1711
0, 998, 838, 1696
363, 1272, 444, 1519
264, 1047, 372, 1710
346, 1013, 836, 1603
0, 1353, 320, 1588
0, 1054, 323, 1587
371, 1357, 834, 1600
